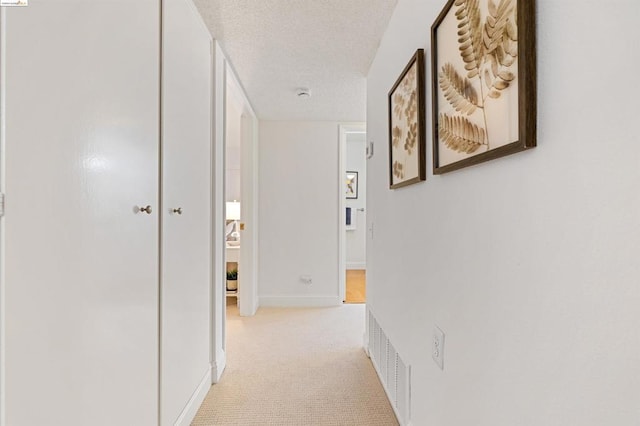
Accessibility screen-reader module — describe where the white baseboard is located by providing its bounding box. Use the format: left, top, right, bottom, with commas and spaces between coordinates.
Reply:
174, 367, 212, 426
346, 262, 366, 270
211, 349, 226, 384
259, 296, 342, 308
363, 332, 370, 357
239, 296, 258, 317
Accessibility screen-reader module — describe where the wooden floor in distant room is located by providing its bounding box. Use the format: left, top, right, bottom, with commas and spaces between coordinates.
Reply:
345, 269, 366, 304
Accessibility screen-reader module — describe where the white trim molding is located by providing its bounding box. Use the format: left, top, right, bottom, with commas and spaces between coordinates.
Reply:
211, 348, 226, 384
174, 367, 212, 426
259, 296, 342, 308
210, 40, 227, 387
0, 10, 6, 426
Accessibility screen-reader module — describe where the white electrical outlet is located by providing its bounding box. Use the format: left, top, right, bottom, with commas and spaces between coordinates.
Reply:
432, 325, 445, 370
300, 275, 312, 285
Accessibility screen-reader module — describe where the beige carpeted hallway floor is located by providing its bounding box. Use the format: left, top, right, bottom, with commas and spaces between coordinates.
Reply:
192, 300, 399, 426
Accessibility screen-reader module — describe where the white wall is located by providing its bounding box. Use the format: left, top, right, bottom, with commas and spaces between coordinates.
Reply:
366, 1, 640, 425
258, 121, 342, 307
345, 132, 367, 269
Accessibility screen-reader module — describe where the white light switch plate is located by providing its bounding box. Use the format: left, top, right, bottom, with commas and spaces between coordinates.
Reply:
432, 325, 445, 370
366, 140, 374, 159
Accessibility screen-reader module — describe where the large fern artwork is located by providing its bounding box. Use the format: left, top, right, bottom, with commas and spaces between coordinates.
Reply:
437, 0, 518, 157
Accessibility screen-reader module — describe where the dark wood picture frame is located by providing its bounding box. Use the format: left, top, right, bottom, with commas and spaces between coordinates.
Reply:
431, 0, 536, 174
388, 49, 427, 189
345, 171, 358, 199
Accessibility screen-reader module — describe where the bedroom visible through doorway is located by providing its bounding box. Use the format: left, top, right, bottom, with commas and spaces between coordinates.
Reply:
341, 126, 367, 304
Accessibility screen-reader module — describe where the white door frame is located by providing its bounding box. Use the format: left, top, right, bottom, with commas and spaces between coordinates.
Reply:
338, 123, 366, 303
210, 43, 259, 383
210, 41, 227, 383
225, 66, 258, 317
0, 9, 6, 424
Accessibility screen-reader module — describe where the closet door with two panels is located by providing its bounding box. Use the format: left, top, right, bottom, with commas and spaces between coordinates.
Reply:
2, 1, 213, 424
2, 1, 161, 425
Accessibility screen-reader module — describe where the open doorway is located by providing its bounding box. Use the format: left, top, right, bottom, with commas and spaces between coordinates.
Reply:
225, 75, 242, 314
339, 124, 367, 304
224, 63, 259, 318
211, 48, 258, 384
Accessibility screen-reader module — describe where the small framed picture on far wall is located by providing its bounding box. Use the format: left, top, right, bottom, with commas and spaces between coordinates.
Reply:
345, 171, 358, 199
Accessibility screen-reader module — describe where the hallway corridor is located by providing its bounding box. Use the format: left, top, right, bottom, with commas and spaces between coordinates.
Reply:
192, 301, 398, 425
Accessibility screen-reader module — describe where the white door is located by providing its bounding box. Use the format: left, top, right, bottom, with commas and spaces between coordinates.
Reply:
1, 1, 160, 424
161, 0, 212, 424
239, 113, 259, 315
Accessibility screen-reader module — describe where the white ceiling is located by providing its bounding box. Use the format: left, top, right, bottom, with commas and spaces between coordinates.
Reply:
193, 0, 398, 121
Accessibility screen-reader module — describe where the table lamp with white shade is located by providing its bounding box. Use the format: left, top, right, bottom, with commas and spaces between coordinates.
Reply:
226, 200, 241, 244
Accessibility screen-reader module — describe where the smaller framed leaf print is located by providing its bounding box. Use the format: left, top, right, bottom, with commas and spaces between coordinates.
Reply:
388, 49, 427, 189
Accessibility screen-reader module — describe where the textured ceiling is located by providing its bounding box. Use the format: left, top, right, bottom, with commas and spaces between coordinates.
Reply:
193, 0, 398, 121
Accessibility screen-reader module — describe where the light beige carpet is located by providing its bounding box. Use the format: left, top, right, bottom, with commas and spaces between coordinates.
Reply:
192, 300, 399, 426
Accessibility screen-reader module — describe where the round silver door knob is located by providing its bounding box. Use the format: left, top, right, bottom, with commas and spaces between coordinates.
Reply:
173, 207, 183, 215
139, 205, 152, 214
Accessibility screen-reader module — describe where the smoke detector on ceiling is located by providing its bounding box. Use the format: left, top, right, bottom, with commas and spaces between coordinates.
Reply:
296, 88, 311, 98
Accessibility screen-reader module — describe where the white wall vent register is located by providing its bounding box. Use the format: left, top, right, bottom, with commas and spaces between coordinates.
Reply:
368, 310, 411, 425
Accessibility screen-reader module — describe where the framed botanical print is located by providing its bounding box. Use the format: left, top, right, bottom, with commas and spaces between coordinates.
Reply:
431, 0, 536, 174
388, 49, 427, 189
345, 171, 358, 199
